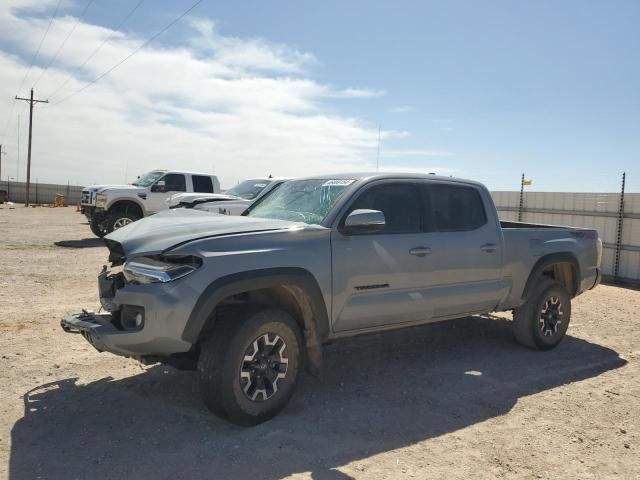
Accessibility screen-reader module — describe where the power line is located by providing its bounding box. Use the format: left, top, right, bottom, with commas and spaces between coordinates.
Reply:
46, 0, 146, 101
32, 0, 96, 89
16, 0, 63, 96
52, 0, 204, 106
2, 0, 62, 137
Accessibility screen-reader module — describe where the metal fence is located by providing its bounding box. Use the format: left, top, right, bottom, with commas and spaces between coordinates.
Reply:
491, 191, 640, 283
1, 178, 638, 282
1, 180, 83, 205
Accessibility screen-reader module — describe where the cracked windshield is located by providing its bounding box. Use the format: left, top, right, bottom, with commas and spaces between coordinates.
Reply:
246, 179, 355, 224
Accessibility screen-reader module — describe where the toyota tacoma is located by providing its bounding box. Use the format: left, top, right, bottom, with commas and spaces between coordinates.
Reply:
62, 173, 602, 425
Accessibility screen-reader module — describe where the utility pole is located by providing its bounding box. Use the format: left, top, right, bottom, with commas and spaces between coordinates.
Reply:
15, 88, 48, 206
0, 145, 6, 182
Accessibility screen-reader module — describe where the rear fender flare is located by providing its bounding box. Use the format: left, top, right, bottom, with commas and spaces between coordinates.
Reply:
521, 252, 581, 302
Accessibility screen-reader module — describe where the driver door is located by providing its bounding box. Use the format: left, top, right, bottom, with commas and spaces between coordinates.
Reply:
147, 173, 187, 213
331, 181, 434, 332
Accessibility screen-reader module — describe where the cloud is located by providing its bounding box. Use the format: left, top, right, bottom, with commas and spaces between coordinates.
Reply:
391, 105, 416, 113
329, 88, 386, 99
0, 2, 435, 189
189, 18, 316, 75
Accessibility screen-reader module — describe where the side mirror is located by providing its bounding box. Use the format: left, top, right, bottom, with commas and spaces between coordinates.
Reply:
152, 180, 166, 193
342, 209, 385, 235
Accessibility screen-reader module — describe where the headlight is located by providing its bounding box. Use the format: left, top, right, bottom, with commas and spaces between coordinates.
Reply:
95, 193, 107, 207
123, 256, 202, 284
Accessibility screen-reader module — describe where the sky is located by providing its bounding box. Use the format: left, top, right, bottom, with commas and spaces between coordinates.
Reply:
0, 0, 638, 191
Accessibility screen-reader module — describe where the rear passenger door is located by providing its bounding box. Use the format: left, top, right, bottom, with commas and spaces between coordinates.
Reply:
419, 182, 504, 318
192, 175, 214, 193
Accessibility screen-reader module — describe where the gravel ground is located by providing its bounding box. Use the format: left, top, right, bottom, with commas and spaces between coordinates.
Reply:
0, 205, 638, 480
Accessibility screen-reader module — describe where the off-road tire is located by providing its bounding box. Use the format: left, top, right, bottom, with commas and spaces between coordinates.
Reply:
89, 216, 106, 238
104, 211, 140, 234
513, 277, 571, 350
198, 308, 303, 426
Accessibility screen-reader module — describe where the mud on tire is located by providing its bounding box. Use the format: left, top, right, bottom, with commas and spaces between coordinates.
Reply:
198, 307, 303, 426
512, 277, 571, 350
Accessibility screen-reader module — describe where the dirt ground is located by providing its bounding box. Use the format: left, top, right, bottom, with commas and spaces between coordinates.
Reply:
0, 205, 638, 480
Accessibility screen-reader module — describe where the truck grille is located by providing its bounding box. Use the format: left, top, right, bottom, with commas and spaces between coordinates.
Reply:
81, 190, 93, 205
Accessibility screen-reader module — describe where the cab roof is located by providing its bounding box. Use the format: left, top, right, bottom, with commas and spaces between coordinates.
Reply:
296, 172, 485, 188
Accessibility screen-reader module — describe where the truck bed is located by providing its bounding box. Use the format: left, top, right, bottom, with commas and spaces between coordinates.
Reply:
500, 220, 574, 230
498, 220, 600, 310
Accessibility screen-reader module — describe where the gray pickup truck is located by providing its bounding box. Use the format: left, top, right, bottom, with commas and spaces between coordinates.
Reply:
62, 173, 601, 425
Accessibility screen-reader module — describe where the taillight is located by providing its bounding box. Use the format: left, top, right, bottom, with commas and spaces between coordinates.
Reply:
571, 231, 597, 239
596, 237, 603, 267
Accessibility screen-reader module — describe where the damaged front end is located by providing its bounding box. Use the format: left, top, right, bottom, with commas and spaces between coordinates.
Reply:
60, 239, 195, 364
60, 266, 147, 354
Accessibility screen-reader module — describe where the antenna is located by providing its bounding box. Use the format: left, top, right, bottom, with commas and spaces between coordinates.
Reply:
376, 125, 381, 172
17, 115, 20, 181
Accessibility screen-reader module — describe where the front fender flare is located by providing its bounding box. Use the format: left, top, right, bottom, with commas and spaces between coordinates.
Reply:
182, 268, 330, 350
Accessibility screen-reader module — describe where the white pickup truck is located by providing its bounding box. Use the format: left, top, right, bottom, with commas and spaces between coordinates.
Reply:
80, 170, 220, 236
167, 177, 289, 216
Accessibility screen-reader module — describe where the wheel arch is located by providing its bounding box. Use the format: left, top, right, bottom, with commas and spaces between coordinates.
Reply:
521, 252, 581, 301
183, 267, 330, 371
106, 198, 144, 218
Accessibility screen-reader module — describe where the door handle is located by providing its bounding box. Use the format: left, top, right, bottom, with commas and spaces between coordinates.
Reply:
480, 243, 497, 252
409, 246, 431, 257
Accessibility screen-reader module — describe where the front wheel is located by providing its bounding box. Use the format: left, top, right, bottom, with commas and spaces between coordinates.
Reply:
512, 278, 571, 350
104, 211, 139, 234
89, 216, 106, 238
198, 308, 303, 426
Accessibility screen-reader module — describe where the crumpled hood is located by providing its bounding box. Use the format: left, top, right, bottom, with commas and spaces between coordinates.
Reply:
104, 208, 306, 260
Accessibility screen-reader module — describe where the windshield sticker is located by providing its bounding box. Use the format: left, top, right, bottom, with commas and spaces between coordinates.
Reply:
322, 179, 355, 186
253, 183, 267, 188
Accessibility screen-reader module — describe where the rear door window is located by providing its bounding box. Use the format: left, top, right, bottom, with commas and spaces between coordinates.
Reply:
422, 184, 487, 231
163, 174, 186, 192
192, 175, 214, 193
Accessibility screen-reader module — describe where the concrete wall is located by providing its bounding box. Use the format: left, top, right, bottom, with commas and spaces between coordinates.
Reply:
1, 180, 83, 205
492, 191, 640, 282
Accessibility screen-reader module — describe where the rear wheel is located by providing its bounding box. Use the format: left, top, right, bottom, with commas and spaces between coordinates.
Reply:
104, 211, 139, 234
512, 278, 571, 349
198, 308, 303, 426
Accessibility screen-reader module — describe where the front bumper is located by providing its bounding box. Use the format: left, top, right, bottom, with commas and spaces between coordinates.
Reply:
61, 311, 128, 355
60, 269, 196, 358
80, 205, 106, 218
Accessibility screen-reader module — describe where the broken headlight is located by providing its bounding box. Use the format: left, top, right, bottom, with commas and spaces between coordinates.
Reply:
123, 255, 202, 284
